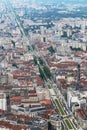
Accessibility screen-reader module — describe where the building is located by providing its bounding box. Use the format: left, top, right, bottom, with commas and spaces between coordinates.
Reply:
67, 29, 72, 37
50, 114, 62, 130
75, 109, 87, 129
67, 88, 86, 113
0, 93, 7, 111
0, 74, 8, 85
32, 117, 48, 130
0, 128, 9, 130
29, 127, 41, 130
40, 36, 47, 43
36, 88, 50, 101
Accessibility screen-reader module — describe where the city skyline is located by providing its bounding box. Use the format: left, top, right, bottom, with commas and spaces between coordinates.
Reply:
0, 0, 87, 130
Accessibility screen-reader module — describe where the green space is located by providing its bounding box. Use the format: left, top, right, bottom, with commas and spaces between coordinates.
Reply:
47, 46, 55, 54
38, 57, 44, 65
47, 84, 51, 89
43, 66, 51, 78
33, 56, 38, 65
38, 65, 51, 80
38, 65, 47, 81
55, 99, 65, 115
65, 119, 73, 130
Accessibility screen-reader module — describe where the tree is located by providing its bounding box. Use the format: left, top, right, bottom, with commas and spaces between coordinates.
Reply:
27, 45, 31, 51
48, 122, 55, 130
33, 56, 37, 65
39, 57, 44, 65
70, 46, 82, 51
61, 31, 67, 37
11, 40, 15, 48
38, 65, 46, 80
47, 46, 55, 54
12, 63, 18, 68
48, 122, 52, 130
32, 44, 35, 50
43, 66, 51, 78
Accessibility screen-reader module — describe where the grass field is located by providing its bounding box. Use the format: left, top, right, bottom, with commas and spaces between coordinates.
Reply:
55, 99, 65, 115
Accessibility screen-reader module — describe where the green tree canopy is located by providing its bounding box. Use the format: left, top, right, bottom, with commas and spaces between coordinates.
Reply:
33, 56, 37, 65
43, 66, 51, 78
47, 46, 55, 54
38, 57, 44, 65
11, 40, 15, 48
38, 65, 46, 80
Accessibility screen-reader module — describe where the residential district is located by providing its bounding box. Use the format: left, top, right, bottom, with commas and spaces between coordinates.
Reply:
0, 0, 87, 130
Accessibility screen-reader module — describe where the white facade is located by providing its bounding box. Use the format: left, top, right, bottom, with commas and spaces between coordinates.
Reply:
0, 128, 9, 130
50, 115, 62, 130
0, 93, 7, 110
36, 88, 50, 101
67, 88, 86, 112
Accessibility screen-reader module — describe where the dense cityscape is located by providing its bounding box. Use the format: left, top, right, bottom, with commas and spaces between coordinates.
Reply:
0, 0, 87, 130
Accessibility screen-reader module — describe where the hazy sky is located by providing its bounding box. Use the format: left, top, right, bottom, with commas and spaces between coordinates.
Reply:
4, 0, 87, 5
33, 0, 87, 4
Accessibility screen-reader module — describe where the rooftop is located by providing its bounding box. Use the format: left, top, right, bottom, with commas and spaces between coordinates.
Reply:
50, 114, 62, 121
76, 109, 87, 120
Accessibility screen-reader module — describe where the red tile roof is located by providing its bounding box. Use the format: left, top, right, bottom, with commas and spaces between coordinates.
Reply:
10, 96, 22, 101
81, 80, 87, 88
76, 109, 87, 119
0, 121, 26, 130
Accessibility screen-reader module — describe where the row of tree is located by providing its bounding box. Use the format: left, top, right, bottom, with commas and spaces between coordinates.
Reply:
70, 46, 82, 51
38, 65, 51, 80
33, 56, 44, 65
